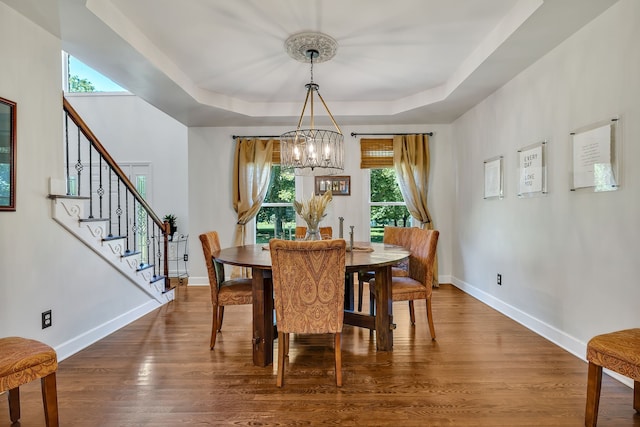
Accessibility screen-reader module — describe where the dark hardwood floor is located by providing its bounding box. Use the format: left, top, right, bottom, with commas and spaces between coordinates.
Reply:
2, 284, 638, 426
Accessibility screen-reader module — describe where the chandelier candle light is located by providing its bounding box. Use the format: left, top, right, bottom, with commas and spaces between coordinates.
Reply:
281, 32, 344, 176
293, 190, 333, 240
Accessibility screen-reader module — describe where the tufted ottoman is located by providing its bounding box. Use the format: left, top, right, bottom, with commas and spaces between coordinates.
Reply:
585, 328, 640, 426
0, 336, 59, 426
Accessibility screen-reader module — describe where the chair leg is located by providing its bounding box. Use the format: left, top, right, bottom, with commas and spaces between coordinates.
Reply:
335, 333, 342, 387
634, 380, 639, 413
585, 362, 602, 427
217, 306, 225, 331
277, 331, 287, 387
426, 297, 436, 340
8, 387, 20, 423
357, 279, 364, 312
210, 305, 219, 349
409, 300, 416, 324
284, 332, 290, 357
41, 372, 59, 427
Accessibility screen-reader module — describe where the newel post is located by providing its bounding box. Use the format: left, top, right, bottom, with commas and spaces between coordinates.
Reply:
163, 221, 170, 282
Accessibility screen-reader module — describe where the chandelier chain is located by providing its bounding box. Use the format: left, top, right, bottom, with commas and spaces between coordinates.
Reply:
310, 50, 314, 84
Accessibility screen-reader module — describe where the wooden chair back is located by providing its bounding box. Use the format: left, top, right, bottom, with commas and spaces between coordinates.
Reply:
383, 226, 414, 248
199, 231, 225, 305
294, 226, 333, 240
270, 239, 346, 333
408, 228, 439, 287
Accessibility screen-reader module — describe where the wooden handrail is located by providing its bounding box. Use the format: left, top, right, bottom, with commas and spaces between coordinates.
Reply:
63, 97, 165, 229
63, 95, 169, 280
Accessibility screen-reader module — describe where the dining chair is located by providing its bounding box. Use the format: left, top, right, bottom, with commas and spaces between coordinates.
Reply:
369, 228, 439, 339
0, 337, 59, 426
269, 239, 346, 387
357, 226, 413, 311
294, 226, 333, 240
199, 231, 253, 349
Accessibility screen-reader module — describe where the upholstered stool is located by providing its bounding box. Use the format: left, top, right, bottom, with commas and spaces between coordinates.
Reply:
0, 337, 59, 426
585, 328, 640, 426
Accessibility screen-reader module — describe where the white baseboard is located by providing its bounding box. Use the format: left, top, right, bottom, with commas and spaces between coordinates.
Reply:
55, 300, 161, 361
450, 276, 633, 389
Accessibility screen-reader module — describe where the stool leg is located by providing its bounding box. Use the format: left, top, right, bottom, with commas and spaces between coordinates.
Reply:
41, 372, 59, 427
634, 380, 639, 413
585, 362, 602, 427
8, 387, 20, 423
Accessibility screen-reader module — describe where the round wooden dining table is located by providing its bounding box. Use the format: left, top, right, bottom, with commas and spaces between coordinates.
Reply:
213, 242, 410, 367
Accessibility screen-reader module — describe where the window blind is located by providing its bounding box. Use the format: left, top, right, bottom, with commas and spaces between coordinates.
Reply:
271, 140, 280, 164
360, 138, 394, 168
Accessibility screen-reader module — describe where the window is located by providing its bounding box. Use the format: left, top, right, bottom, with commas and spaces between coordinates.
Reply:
255, 165, 296, 244
369, 168, 412, 242
63, 52, 127, 93
360, 138, 411, 242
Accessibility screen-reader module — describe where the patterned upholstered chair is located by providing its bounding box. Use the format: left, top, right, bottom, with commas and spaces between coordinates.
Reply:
294, 226, 333, 240
357, 226, 413, 311
369, 228, 439, 339
585, 328, 640, 426
199, 231, 253, 349
0, 337, 59, 426
269, 239, 346, 387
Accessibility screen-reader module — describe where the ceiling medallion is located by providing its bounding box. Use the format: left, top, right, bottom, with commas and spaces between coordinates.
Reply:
284, 32, 338, 64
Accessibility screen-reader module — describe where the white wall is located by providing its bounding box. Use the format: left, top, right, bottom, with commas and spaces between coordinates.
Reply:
66, 94, 188, 232
451, 0, 639, 358
188, 124, 453, 285
0, 3, 160, 359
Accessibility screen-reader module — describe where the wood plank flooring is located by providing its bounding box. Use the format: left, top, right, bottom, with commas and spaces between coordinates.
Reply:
2, 284, 638, 426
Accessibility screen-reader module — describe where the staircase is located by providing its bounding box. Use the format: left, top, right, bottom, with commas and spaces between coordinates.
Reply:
48, 97, 174, 304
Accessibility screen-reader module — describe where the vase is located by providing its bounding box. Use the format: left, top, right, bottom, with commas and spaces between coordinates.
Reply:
304, 223, 321, 240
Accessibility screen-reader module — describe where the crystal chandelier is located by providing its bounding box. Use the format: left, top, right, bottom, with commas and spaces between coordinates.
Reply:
280, 33, 344, 176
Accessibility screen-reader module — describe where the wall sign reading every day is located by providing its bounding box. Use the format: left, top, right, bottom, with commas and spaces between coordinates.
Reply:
517, 141, 546, 197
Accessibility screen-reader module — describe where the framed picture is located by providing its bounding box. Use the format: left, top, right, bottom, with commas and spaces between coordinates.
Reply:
315, 175, 350, 196
483, 156, 503, 200
570, 118, 620, 192
0, 96, 16, 211
517, 141, 547, 198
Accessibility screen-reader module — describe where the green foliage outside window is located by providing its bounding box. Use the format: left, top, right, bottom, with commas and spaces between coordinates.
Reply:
256, 166, 296, 243
69, 75, 96, 93
369, 168, 411, 242
370, 168, 411, 226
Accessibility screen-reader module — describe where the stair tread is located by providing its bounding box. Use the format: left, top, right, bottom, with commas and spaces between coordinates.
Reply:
150, 275, 166, 283
137, 263, 154, 271
80, 217, 109, 222
103, 235, 126, 241
122, 250, 141, 257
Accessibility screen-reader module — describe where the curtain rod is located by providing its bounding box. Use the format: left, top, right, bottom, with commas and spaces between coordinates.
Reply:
350, 132, 433, 137
232, 135, 282, 140
233, 132, 434, 139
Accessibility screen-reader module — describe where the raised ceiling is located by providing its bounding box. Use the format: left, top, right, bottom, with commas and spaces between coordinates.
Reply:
2, 0, 619, 126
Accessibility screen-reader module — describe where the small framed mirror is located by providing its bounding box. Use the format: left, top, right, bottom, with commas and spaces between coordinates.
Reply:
0, 96, 16, 211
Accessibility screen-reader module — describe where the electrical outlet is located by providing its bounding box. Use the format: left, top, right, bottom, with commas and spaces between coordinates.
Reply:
42, 310, 52, 329
497, 273, 502, 286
